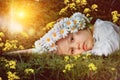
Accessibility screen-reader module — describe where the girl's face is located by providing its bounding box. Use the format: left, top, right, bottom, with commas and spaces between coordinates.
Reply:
56, 29, 94, 55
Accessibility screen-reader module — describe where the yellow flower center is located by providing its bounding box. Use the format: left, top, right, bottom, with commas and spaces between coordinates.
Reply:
51, 43, 55, 47
71, 27, 75, 30
79, 22, 83, 27
66, 21, 71, 25
74, 20, 77, 24
46, 38, 50, 42
52, 33, 56, 37
60, 30, 64, 34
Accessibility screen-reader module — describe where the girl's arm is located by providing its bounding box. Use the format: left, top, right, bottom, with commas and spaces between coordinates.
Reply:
3, 48, 34, 55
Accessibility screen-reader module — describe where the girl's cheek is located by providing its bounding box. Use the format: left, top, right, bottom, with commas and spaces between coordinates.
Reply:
74, 49, 84, 54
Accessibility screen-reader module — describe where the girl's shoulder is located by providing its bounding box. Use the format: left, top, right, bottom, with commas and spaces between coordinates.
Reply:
93, 19, 119, 37
93, 19, 120, 41
94, 19, 120, 33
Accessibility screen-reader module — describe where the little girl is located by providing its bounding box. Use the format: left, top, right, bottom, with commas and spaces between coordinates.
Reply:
56, 18, 120, 56
5, 12, 120, 56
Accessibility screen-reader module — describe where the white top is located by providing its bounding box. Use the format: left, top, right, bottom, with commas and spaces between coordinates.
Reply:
88, 19, 120, 56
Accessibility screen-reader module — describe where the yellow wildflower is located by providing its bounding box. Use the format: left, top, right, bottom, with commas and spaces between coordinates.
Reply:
46, 21, 55, 30
68, 3, 76, 10
76, 0, 87, 6
77, 55, 80, 58
83, 8, 91, 13
111, 68, 116, 71
19, 45, 24, 50
42, 27, 47, 31
0, 42, 4, 47
81, 0, 87, 5
7, 71, 20, 80
91, 4, 98, 11
88, 63, 97, 71
0, 38, 2, 42
5, 60, 16, 69
86, 53, 91, 57
112, 15, 119, 22
24, 68, 34, 74
65, 63, 74, 71
76, 0, 80, 4
11, 40, 18, 43
0, 58, 8, 62
59, 6, 68, 15
0, 77, 2, 80
13, 44, 17, 49
86, 13, 90, 17
0, 32, 5, 37
3, 40, 20, 51
111, 10, 120, 22
64, 0, 69, 4
3, 47, 7, 51
111, 11, 118, 15
5, 42, 11, 48
3, 42, 12, 51
64, 56, 69, 62
21, 32, 29, 38
73, 55, 80, 60
82, 56, 86, 59
62, 70, 66, 73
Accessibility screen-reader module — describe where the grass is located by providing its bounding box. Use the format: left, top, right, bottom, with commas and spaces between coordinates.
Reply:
0, 50, 120, 80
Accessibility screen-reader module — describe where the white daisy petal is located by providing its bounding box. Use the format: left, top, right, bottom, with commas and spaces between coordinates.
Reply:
49, 43, 57, 51
70, 27, 78, 33
59, 28, 69, 38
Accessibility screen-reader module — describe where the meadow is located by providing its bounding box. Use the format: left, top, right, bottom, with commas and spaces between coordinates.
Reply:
0, 0, 120, 80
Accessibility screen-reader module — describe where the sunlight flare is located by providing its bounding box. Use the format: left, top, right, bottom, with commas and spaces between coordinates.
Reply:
9, 20, 23, 33
17, 11, 25, 18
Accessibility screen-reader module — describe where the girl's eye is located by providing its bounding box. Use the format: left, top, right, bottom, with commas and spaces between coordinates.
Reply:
71, 48, 74, 54
71, 36, 74, 42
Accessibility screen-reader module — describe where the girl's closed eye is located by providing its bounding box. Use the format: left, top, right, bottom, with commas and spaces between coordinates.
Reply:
70, 34, 74, 42
71, 48, 74, 54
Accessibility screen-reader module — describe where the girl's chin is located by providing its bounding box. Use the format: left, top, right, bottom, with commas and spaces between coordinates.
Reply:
86, 44, 93, 51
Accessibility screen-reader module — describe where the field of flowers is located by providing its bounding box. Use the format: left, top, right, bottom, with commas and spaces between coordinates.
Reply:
0, 50, 120, 80
0, 0, 120, 80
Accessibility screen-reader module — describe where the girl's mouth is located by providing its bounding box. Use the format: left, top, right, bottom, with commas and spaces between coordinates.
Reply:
83, 42, 87, 51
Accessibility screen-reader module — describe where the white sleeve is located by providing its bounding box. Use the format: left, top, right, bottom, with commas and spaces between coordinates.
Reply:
91, 39, 119, 56
90, 19, 120, 56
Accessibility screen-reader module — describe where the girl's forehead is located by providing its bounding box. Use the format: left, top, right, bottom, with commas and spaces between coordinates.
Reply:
65, 33, 73, 38
58, 33, 72, 41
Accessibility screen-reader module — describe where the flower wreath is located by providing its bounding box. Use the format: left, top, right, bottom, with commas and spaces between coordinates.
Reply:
33, 12, 90, 53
